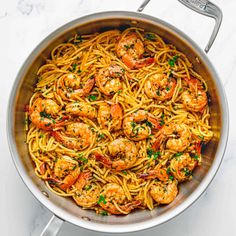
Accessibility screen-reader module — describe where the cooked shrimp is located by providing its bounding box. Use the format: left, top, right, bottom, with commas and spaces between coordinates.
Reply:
97, 103, 123, 131
123, 110, 161, 141
29, 98, 63, 131
99, 183, 141, 214
182, 77, 207, 112
139, 166, 169, 182
116, 33, 154, 69
53, 157, 80, 191
95, 64, 124, 96
52, 122, 94, 150
65, 102, 97, 120
170, 153, 197, 182
150, 181, 178, 204
95, 138, 137, 171
156, 123, 191, 152
54, 157, 77, 178
59, 168, 81, 190
57, 73, 94, 100
73, 172, 100, 208
144, 74, 176, 101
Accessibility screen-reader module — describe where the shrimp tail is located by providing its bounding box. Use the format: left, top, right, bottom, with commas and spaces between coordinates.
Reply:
138, 172, 151, 179
84, 77, 95, 94
51, 131, 74, 149
184, 77, 202, 89
135, 57, 154, 68
110, 103, 123, 124
59, 115, 70, 122
54, 116, 71, 128
51, 131, 73, 149
195, 142, 202, 155
51, 131, 62, 141
75, 172, 91, 190
122, 200, 142, 212
94, 152, 112, 168
59, 168, 81, 191
152, 140, 160, 151
70, 77, 95, 98
46, 177, 61, 184
138, 170, 159, 180
148, 117, 162, 130
123, 56, 154, 69
131, 200, 142, 208
139, 169, 169, 181
39, 163, 46, 175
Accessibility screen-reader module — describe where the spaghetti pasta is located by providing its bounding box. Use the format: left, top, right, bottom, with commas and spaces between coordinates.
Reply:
25, 28, 213, 215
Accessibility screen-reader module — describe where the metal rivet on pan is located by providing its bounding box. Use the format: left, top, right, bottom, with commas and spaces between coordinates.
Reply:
41, 190, 49, 198
195, 57, 200, 64
81, 216, 91, 221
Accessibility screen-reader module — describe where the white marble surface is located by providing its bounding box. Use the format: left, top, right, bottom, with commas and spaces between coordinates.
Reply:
1, 0, 236, 235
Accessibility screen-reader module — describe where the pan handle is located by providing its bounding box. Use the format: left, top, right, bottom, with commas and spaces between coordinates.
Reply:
137, 0, 223, 53
40, 215, 64, 236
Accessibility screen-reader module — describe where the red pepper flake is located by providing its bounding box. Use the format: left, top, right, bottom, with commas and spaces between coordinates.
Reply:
195, 142, 202, 154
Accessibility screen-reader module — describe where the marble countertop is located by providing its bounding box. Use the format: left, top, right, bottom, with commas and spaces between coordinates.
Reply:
1, 0, 236, 235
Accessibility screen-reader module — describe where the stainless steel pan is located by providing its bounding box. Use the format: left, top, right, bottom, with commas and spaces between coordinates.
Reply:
7, 0, 229, 235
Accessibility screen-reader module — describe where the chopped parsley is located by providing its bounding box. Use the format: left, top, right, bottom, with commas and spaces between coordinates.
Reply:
166, 167, 175, 180
122, 170, 127, 175
98, 195, 107, 204
72, 164, 77, 170
166, 87, 170, 91
40, 111, 51, 119
169, 175, 174, 181
174, 152, 183, 157
144, 33, 156, 41
76, 35, 83, 43
70, 63, 78, 72
156, 89, 161, 96
193, 154, 199, 161
78, 155, 88, 164
84, 185, 92, 191
198, 135, 204, 140
160, 113, 165, 126
168, 55, 179, 67
145, 120, 153, 128
88, 94, 97, 101
147, 148, 161, 160
124, 44, 134, 49
130, 121, 137, 128
100, 210, 108, 216
183, 168, 192, 177
97, 133, 105, 140
166, 167, 171, 175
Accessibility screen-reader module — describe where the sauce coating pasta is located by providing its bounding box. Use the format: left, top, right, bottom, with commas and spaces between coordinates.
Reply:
25, 28, 213, 215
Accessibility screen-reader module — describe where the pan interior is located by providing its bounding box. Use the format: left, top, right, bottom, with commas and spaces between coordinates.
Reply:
10, 13, 223, 229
